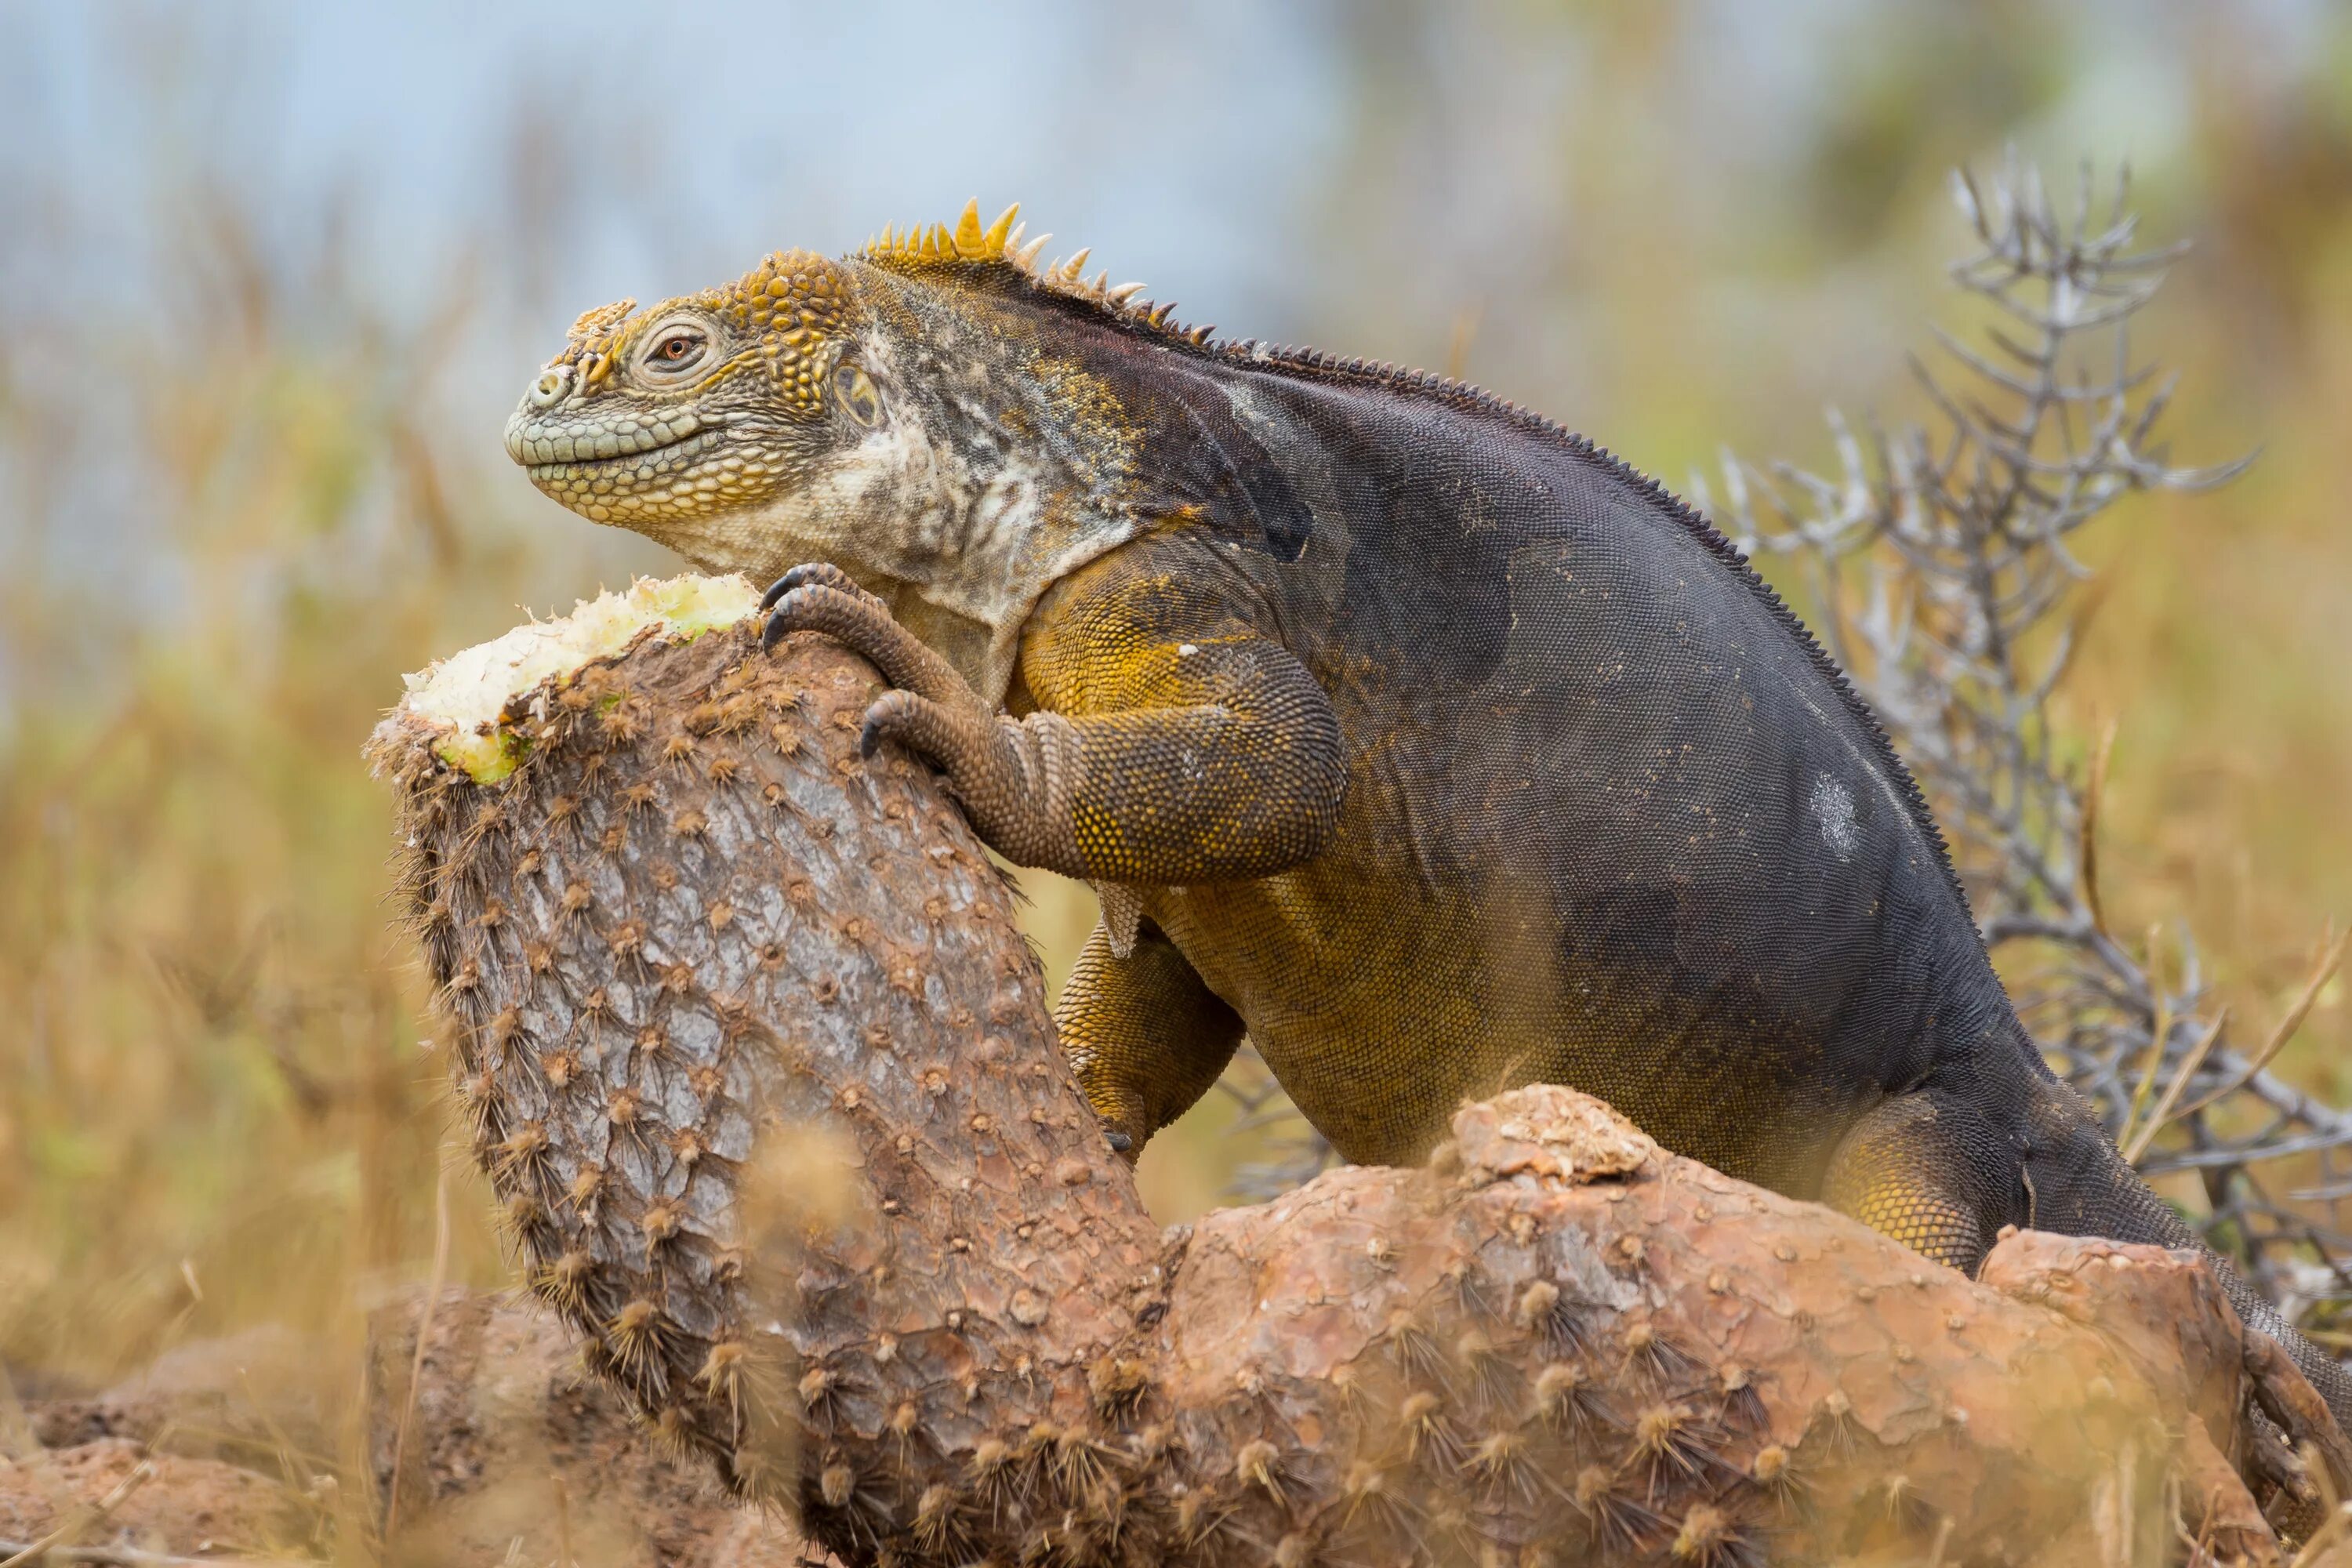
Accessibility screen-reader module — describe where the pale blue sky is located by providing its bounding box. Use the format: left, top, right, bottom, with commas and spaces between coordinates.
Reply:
13, 0, 2318, 356
0, 2, 1341, 344
0, 0, 2338, 677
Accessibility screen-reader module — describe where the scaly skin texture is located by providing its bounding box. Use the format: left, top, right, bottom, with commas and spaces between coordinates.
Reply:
503, 201, 2352, 1436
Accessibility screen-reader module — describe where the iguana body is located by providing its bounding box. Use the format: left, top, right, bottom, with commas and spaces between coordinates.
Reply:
506, 202, 2351, 1429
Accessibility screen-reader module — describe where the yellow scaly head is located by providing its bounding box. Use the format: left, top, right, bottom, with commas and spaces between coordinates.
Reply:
503, 202, 1063, 538
506, 245, 865, 539
506, 201, 1208, 699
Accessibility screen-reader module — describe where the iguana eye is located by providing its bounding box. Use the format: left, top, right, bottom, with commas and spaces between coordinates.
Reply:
637, 322, 707, 377
834, 363, 884, 429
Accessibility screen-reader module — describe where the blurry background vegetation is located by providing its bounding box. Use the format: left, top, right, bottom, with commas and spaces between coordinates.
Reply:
3, 0, 2348, 1444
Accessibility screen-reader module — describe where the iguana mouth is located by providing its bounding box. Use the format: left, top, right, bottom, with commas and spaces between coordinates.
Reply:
507, 412, 785, 526
519, 426, 727, 483
503, 406, 713, 471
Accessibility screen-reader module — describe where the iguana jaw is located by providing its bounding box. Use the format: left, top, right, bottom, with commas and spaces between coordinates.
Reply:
506, 423, 750, 517
504, 401, 713, 470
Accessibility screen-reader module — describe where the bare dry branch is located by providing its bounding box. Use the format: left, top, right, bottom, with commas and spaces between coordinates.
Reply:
1704, 153, 2352, 1324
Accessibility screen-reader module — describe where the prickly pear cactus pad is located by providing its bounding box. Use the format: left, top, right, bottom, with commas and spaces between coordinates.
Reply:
368, 575, 1160, 1507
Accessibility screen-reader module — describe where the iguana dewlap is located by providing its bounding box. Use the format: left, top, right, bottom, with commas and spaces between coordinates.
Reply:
506, 201, 2352, 1430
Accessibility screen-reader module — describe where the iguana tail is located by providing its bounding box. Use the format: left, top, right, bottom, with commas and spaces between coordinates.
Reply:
1825, 1071, 2352, 1436
2013, 1074, 2352, 1443
2092, 1138, 2352, 1438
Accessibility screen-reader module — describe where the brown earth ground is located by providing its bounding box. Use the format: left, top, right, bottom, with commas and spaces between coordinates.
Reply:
2, 1298, 823, 1566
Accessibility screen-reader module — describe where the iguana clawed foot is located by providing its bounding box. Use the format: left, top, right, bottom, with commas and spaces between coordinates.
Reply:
760, 564, 971, 730
760, 562, 1093, 879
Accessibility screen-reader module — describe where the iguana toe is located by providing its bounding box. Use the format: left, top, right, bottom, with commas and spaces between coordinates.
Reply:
858, 689, 952, 761
762, 581, 908, 663
760, 561, 862, 615
763, 580, 983, 713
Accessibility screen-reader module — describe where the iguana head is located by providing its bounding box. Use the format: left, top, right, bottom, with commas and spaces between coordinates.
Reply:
506, 201, 1210, 700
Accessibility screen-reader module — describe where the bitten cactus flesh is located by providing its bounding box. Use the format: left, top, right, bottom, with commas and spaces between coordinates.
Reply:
372, 576, 2306, 1566
394, 574, 763, 782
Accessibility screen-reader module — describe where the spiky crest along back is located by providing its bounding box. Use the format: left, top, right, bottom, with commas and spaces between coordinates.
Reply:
871, 199, 1969, 918
856, 199, 1216, 345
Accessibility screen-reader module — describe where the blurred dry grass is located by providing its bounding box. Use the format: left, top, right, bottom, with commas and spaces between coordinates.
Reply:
0, 7, 2347, 1557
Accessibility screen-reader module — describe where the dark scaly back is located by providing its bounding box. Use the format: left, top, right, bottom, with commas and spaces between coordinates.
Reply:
877, 219, 1970, 920
1225, 343, 1969, 916
1003, 273, 1972, 924
860, 212, 1965, 925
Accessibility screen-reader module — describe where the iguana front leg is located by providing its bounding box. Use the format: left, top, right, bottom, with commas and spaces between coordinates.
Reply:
760, 554, 1350, 886
764, 551, 1342, 1152
761, 564, 1094, 873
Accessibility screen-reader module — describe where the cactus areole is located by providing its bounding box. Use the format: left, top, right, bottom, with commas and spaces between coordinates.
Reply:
368, 576, 2314, 1566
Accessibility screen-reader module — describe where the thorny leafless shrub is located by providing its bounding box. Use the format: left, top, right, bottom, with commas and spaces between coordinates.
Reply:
1214, 1044, 1343, 1199
1233, 158, 2350, 1341
1691, 154, 2351, 1328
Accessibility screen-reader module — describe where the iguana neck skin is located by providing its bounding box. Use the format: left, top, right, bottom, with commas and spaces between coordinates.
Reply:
506, 203, 2352, 1432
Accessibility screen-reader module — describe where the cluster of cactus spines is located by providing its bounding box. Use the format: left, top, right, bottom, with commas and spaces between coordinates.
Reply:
1181, 1280, 1786, 1566
379, 624, 1173, 1544
377, 606, 2218, 1566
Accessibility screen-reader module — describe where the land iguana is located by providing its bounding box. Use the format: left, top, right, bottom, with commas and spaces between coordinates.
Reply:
503, 201, 2352, 1433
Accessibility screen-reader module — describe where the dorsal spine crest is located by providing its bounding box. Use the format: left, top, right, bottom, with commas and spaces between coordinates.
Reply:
859, 200, 1200, 346
843, 203, 1965, 906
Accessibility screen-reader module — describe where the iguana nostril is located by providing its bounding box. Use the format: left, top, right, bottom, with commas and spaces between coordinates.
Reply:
528, 366, 572, 408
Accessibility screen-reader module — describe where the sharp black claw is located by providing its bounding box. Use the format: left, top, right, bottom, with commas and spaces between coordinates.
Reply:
1105, 1130, 1133, 1153
858, 717, 887, 759
761, 608, 793, 652
760, 564, 838, 615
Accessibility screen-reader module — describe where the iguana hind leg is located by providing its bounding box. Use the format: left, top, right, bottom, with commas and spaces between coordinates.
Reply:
1057, 918, 1246, 1162
1823, 1091, 2009, 1274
